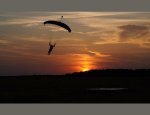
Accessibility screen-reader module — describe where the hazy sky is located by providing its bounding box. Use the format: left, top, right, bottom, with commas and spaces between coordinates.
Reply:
0, 0, 150, 11
0, 12, 150, 76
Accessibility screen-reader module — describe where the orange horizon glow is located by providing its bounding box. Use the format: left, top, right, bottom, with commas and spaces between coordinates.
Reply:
81, 67, 90, 72
76, 54, 97, 72
1, 12, 150, 76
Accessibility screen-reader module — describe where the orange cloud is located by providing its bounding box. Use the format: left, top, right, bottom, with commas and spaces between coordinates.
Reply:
87, 51, 111, 57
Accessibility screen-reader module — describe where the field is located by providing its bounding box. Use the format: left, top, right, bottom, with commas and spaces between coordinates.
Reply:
0, 69, 150, 103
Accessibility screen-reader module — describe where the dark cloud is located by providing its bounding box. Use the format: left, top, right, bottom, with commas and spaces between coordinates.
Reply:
118, 25, 150, 41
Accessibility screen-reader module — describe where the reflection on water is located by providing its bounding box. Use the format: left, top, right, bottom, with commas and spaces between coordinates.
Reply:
88, 88, 127, 91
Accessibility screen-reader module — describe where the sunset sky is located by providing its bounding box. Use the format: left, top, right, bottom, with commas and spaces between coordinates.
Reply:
0, 12, 150, 75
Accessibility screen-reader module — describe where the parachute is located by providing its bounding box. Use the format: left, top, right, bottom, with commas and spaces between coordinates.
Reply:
43, 20, 71, 33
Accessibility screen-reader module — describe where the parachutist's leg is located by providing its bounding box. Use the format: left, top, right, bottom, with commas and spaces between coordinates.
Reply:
48, 51, 51, 55
48, 49, 51, 55
48, 48, 53, 55
49, 42, 51, 46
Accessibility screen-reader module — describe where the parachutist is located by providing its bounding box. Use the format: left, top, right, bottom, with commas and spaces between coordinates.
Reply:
60, 16, 63, 22
44, 18, 71, 55
48, 42, 56, 55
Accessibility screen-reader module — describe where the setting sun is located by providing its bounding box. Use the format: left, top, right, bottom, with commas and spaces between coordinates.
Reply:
82, 67, 90, 72
1, 11, 150, 76
78, 54, 96, 72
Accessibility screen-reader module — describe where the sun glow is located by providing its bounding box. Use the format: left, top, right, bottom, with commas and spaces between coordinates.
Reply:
78, 54, 96, 72
82, 66, 90, 72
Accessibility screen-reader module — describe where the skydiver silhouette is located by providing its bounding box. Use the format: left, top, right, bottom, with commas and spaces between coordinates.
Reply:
60, 16, 63, 22
48, 42, 56, 55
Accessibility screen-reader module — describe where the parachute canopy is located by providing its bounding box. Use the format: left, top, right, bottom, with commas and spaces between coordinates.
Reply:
43, 20, 71, 33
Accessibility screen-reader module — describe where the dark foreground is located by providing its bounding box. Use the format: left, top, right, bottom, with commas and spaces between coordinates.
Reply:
1, 69, 150, 103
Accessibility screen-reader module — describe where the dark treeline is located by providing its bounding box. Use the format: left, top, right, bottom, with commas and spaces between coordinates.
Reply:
0, 69, 149, 88
66, 69, 150, 77
2, 69, 150, 78
0, 69, 150, 103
